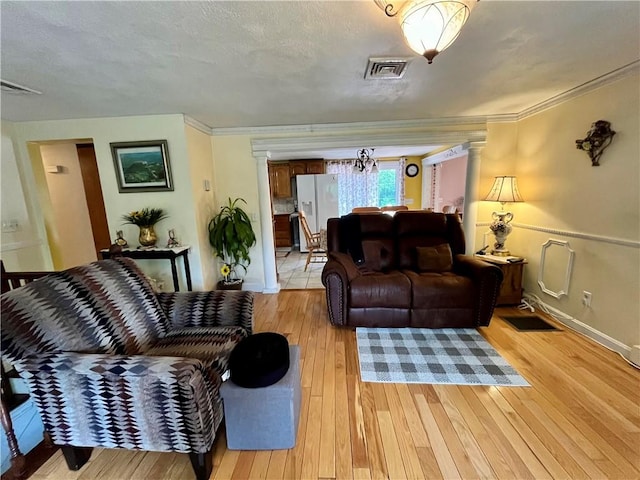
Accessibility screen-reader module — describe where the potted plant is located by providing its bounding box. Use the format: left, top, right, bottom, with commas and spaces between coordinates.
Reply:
122, 207, 168, 247
208, 197, 257, 290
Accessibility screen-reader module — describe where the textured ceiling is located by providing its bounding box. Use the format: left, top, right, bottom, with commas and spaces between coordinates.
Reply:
1, 1, 639, 129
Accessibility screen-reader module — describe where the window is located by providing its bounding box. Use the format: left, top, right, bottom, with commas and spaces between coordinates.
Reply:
326, 158, 405, 214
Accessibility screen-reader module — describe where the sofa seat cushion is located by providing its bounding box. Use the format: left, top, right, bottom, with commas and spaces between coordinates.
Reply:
146, 326, 249, 379
404, 271, 474, 309
349, 271, 412, 308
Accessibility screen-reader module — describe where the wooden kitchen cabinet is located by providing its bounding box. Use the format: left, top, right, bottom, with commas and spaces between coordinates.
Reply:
269, 163, 292, 198
289, 162, 307, 177
273, 214, 292, 247
288, 159, 325, 177
304, 160, 325, 174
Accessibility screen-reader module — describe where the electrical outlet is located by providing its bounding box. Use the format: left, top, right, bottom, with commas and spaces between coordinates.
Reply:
582, 291, 592, 307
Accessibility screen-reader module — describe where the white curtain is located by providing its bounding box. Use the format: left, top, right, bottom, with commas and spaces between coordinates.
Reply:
326, 160, 378, 216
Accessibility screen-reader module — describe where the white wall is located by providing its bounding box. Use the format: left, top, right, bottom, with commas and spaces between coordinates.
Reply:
0, 122, 51, 271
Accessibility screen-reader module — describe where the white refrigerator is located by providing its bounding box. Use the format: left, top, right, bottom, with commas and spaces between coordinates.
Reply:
296, 174, 339, 252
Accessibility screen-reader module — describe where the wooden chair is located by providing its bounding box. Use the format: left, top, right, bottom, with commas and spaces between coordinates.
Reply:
351, 206, 381, 213
380, 205, 409, 212
1, 260, 53, 480
298, 211, 327, 272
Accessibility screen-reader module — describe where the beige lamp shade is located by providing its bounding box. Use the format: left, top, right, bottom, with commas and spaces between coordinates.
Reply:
483, 176, 524, 204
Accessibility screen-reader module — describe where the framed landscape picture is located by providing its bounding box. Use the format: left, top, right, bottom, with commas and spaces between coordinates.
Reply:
110, 140, 174, 192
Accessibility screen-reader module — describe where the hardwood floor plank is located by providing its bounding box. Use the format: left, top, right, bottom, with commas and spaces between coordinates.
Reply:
382, 384, 425, 479
360, 381, 389, 480
301, 395, 322, 480
230, 451, 255, 480
394, 383, 430, 448
248, 450, 271, 480
460, 387, 537, 480
376, 410, 407, 480
415, 394, 460, 479
435, 386, 496, 479
335, 339, 354, 480
319, 326, 337, 479
265, 450, 287, 480
212, 449, 240, 480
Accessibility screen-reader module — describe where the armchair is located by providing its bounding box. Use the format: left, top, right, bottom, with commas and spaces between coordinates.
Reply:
1, 258, 253, 480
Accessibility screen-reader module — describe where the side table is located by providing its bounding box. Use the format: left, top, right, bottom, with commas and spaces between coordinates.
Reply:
101, 246, 192, 292
475, 254, 527, 306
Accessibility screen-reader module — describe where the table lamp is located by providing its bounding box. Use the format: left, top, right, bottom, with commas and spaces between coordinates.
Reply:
483, 176, 523, 256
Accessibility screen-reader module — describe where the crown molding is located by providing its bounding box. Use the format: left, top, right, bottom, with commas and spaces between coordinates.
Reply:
213, 115, 489, 137
251, 130, 487, 158
515, 60, 640, 121
183, 115, 212, 135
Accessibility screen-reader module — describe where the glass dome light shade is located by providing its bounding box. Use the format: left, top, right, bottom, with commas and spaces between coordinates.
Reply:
399, 0, 475, 63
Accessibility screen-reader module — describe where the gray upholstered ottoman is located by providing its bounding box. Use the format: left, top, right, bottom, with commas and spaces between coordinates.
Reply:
220, 345, 301, 450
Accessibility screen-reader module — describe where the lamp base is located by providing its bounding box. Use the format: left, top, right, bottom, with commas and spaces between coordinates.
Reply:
489, 211, 514, 258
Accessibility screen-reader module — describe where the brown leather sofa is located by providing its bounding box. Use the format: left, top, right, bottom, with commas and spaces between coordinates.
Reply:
321, 211, 503, 328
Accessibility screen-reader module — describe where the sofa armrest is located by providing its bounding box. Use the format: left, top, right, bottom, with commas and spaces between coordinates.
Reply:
156, 291, 253, 333
454, 255, 503, 326
325, 252, 362, 282
321, 252, 362, 327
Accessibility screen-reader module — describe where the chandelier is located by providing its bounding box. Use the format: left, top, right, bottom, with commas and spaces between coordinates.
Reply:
374, 0, 478, 64
353, 148, 379, 174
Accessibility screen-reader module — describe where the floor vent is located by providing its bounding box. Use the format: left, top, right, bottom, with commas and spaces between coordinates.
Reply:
1, 79, 42, 95
364, 57, 410, 79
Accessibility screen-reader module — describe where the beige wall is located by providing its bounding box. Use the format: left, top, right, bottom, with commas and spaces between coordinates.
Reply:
479, 74, 639, 349
209, 135, 265, 289
185, 124, 217, 289
9, 115, 204, 290
39, 143, 97, 269
404, 155, 422, 209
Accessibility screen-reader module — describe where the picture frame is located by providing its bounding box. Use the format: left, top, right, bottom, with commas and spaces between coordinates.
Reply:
110, 140, 174, 193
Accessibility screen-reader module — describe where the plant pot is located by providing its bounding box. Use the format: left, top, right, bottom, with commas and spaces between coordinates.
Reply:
217, 280, 243, 291
138, 225, 157, 247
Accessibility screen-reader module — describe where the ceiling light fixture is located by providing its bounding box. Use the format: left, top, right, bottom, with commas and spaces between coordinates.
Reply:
353, 148, 379, 174
374, 0, 478, 64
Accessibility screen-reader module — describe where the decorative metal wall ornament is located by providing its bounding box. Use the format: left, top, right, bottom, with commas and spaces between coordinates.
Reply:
575, 120, 616, 166
353, 148, 379, 174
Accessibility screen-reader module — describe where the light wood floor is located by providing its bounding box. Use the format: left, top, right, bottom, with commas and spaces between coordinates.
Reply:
30, 290, 640, 480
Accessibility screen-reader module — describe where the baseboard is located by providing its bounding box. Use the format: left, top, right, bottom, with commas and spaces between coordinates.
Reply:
523, 293, 632, 358
630, 345, 640, 366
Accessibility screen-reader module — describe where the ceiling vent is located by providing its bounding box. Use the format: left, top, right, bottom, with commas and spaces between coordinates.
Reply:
1, 79, 42, 95
364, 57, 411, 79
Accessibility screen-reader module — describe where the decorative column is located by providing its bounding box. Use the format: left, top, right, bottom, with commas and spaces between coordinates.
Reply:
462, 142, 485, 255
254, 152, 280, 293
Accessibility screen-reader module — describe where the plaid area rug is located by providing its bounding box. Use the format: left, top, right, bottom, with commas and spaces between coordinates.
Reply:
356, 327, 529, 386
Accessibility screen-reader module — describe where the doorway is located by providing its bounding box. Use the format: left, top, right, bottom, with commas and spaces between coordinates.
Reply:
31, 141, 110, 270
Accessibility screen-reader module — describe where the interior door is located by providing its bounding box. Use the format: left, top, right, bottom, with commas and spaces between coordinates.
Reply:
76, 143, 111, 257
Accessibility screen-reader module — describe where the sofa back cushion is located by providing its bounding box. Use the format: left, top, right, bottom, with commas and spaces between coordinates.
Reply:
395, 212, 466, 270
1, 258, 169, 361
329, 213, 396, 271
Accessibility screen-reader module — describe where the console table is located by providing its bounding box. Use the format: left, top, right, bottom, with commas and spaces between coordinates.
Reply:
101, 246, 192, 292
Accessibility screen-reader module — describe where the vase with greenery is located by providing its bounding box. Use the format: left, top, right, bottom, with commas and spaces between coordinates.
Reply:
122, 207, 168, 247
208, 197, 256, 289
